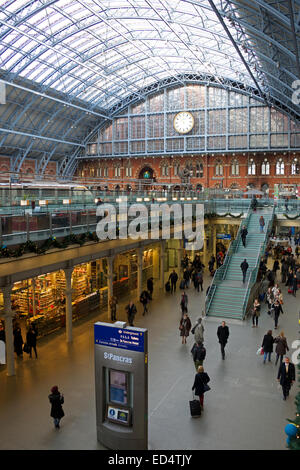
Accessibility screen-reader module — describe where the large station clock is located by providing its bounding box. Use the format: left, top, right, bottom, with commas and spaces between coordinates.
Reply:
173, 111, 194, 134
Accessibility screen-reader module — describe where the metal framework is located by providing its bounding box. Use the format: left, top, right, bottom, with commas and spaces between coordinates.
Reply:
0, 0, 299, 175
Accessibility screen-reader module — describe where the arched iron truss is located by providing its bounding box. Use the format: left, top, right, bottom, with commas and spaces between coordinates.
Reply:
0, 0, 299, 176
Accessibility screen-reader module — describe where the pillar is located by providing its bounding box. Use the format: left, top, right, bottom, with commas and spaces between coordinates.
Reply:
2, 285, 15, 376
137, 247, 143, 295
107, 256, 114, 320
212, 225, 217, 257
32, 278, 36, 317
64, 267, 73, 343
160, 241, 165, 289
177, 239, 182, 273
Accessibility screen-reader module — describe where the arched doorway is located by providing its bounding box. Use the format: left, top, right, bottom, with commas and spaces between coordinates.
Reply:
139, 166, 154, 180
138, 166, 154, 190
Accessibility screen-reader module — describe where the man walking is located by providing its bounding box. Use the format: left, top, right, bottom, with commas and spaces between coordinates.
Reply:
125, 301, 137, 326
147, 277, 154, 300
240, 259, 249, 284
277, 357, 295, 400
217, 321, 229, 360
168, 270, 178, 294
241, 225, 248, 248
191, 318, 204, 344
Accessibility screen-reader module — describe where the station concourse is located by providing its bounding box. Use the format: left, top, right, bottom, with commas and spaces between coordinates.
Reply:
0, 258, 298, 450
0, 0, 300, 452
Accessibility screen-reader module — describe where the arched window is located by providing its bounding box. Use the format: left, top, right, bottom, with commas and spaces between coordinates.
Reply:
248, 159, 256, 175
173, 163, 180, 176
215, 160, 223, 176
195, 162, 203, 178
261, 159, 270, 175
231, 159, 239, 176
160, 163, 169, 177
291, 158, 300, 175
276, 158, 285, 175
185, 162, 194, 177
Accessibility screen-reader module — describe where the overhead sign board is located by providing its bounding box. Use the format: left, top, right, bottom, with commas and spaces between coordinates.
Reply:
94, 322, 145, 353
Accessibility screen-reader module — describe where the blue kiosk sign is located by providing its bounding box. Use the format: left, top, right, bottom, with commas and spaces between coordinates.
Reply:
94, 323, 145, 353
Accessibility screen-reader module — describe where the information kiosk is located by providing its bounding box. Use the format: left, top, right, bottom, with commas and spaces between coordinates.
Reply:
94, 321, 148, 450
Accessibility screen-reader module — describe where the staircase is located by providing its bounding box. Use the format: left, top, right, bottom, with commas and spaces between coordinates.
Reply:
205, 207, 274, 320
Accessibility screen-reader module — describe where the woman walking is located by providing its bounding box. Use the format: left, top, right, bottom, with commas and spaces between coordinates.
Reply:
48, 386, 64, 429
180, 292, 188, 315
274, 331, 289, 366
252, 298, 261, 327
192, 365, 210, 410
179, 313, 191, 344
13, 323, 23, 358
261, 330, 274, 363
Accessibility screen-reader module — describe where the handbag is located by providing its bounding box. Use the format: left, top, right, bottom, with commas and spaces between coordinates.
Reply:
23, 343, 30, 354
203, 383, 211, 393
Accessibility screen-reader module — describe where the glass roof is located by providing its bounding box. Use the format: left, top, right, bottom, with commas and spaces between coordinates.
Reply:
0, 0, 261, 109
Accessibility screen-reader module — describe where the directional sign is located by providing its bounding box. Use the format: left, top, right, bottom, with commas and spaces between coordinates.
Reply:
94, 322, 145, 353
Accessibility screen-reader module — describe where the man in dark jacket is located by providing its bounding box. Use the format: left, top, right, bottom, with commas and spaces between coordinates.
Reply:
191, 342, 206, 371
26, 325, 38, 358
241, 225, 248, 248
217, 321, 229, 360
140, 290, 150, 315
48, 385, 64, 428
146, 277, 154, 300
168, 270, 178, 294
240, 259, 249, 283
277, 357, 296, 400
125, 301, 137, 326
271, 300, 283, 329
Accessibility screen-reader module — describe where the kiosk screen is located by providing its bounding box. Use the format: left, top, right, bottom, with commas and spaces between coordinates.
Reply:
109, 369, 128, 405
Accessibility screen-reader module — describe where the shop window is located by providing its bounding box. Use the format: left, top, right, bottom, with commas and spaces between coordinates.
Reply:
276, 158, 285, 175
261, 159, 270, 175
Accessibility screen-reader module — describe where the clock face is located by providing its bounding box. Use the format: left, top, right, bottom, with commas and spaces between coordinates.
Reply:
173, 111, 194, 134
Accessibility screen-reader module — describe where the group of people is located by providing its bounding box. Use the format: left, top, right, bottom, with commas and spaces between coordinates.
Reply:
108, 277, 155, 326
7, 321, 39, 359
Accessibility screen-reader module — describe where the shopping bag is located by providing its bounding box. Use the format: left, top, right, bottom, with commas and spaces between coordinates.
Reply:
256, 347, 264, 355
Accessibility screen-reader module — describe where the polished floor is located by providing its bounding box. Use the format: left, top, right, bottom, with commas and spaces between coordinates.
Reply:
0, 261, 299, 450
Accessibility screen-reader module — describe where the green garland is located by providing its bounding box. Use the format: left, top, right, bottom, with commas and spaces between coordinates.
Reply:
205, 212, 244, 219
283, 213, 300, 220
0, 232, 98, 259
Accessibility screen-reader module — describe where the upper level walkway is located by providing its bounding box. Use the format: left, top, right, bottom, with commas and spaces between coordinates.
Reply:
0, 197, 298, 248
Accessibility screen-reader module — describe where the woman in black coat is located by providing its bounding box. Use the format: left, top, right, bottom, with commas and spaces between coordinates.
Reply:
192, 365, 210, 409
48, 386, 64, 428
13, 325, 23, 357
261, 330, 274, 363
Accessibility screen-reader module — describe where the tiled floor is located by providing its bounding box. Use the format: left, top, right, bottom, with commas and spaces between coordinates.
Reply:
0, 264, 298, 450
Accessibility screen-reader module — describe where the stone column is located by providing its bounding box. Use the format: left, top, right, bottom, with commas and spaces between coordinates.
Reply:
64, 267, 73, 343
212, 224, 217, 257
107, 256, 114, 320
2, 285, 15, 376
32, 278, 36, 317
137, 247, 143, 295
177, 239, 182, 274
160, 241, 165, 289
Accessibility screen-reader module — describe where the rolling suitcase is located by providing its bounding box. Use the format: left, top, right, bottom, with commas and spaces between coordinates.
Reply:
179, 280, 185, 290
189, 395, 201, 417
165, 281, 171, 292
